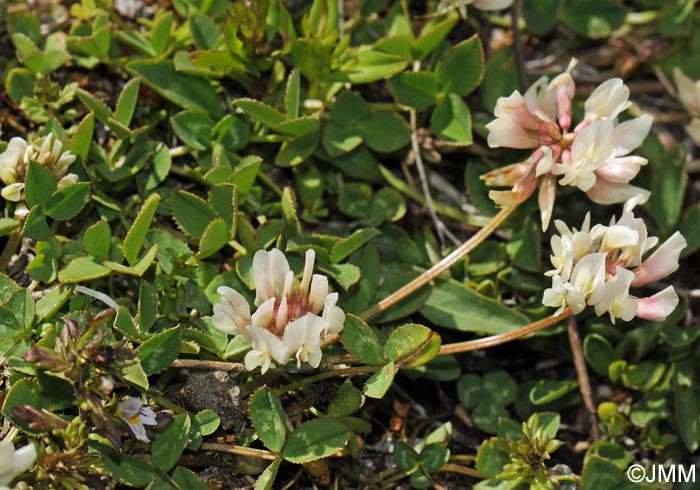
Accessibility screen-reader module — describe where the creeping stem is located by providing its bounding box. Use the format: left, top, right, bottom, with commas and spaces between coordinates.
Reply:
360, 204, 518, 322
438, 309, 572, 355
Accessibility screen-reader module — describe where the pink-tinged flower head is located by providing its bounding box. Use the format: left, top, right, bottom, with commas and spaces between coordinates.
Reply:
0, 440, 36, 486
212, 248, 346, 372
116, 397, 157, 442
483, 65, 651, 230
542, 200, 685, 324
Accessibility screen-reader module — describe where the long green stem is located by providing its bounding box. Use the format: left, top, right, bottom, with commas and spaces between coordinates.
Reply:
360, 205, 517, 322
438, 309, 571, 355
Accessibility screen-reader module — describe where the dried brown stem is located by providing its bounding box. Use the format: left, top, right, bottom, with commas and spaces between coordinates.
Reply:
200, 443, 277, 461
437, 464, 481, 479
566, 316, 600, 440
360, 205, 517, 323
438, 309, 571, 355
170, 359, 246, 371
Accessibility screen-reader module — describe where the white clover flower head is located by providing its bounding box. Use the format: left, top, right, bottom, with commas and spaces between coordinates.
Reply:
483, 63, 652, 230
0, 440, 37, 486
212, 248, 346, 372
542, 198, 686, 323
116, 396, 157, 442
0, 133, 77, 205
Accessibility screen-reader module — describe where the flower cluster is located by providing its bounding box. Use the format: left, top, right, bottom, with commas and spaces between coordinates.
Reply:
0, 133, 78, 207
542, 196, 686, 323
212, 248, 346, 374
115, 396, 157, 442
0, 439, 36, 489
483, 62, 652, 229
672, 67, 700, 145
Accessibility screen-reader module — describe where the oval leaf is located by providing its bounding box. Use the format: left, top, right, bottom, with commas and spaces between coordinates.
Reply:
283, 419, 350, 464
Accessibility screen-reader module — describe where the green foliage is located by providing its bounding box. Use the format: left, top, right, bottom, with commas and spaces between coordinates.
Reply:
283, 419, 350, 463
394, 441, 450, 488
249, 387, 287, 453
476, 413, 569, 489
458, 371, 517, 433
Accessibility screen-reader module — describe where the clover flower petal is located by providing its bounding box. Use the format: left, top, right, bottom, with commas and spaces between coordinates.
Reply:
0, 440, 36, 486
245, 326, 290, 374
212, 286, 252, 337
636, 287, 679, 321
583, 78, 631, 121
282, 315, 325, 369
632, 231, 687, 286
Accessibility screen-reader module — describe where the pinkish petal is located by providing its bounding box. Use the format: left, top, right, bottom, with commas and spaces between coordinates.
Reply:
635, 286, 679, 321
632, 232, 687, 286
595, 156, 647, 184
612, 115, 652, 156
486, 118, 539, 149
493, 91, 540, 130
538, 175, 556, 230
586, 178, 650, 205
